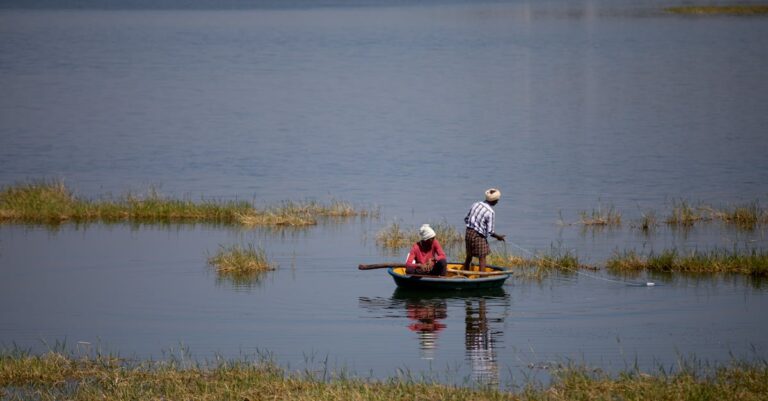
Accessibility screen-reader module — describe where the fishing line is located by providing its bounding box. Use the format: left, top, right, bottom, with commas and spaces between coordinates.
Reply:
501, 240, 658, 287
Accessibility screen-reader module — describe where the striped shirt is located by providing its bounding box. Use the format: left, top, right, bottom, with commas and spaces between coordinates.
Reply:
464, 201, 495, 238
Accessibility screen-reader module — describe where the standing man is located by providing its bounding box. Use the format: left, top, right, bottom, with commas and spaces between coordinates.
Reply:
463, 188, 506, 271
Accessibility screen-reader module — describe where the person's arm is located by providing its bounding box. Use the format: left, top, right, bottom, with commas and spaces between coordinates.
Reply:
405, 244, 420, 268
487, 211, 505, 241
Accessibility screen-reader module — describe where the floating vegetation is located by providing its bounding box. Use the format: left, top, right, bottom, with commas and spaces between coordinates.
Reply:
607, 248, 768, 276
578, 204, 622, 227
375, 221, 463, 249
665, 5, 768, 15
207, 244, 275, 274
0, 180, 374, 227
2, 351, 766, 401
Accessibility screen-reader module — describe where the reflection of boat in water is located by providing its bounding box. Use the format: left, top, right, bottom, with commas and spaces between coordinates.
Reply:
387, 263, 510, 290
465, 298, 501, 386
359, 288, 508, 384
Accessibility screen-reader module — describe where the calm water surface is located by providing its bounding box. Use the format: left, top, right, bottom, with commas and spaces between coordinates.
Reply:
1, 0, 767, 387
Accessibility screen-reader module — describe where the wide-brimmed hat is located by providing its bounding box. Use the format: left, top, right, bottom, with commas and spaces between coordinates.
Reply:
419, 224, 436, 241
485, 188, 501, 202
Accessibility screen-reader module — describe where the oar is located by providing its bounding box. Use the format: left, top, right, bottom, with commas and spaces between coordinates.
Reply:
358, 263, 404, 270
446, 268, 510, 276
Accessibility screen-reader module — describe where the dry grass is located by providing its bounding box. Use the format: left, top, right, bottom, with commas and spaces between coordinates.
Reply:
2, 351, 766, 401
376, 221, 463, 249
578, 204, 622, 227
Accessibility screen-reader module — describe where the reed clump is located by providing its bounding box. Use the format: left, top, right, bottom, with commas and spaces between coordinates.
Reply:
665, 200, 707, 227
703, 201, 766, 230
578, 204, 622, 227
607, 248, 768, 276
207, 244, 275, 274
665, 5, 768, 15
2, 351, 766, 401
376, 221, 463, 249
0, 180, 372, 227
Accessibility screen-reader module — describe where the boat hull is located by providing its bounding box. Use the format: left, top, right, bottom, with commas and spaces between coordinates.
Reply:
387, 263, 510, 290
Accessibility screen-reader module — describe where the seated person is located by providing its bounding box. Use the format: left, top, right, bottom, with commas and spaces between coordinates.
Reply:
405, 224, 447, 276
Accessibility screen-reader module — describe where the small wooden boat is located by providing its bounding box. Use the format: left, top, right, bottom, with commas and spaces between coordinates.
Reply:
387, 263, 510, 290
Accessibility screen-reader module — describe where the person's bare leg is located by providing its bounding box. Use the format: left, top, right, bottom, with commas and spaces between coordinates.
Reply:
478, 255, 486, 272
463, 254, 472, 271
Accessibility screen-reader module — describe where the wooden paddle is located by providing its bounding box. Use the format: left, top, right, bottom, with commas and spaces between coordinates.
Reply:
446, 268, 510, 276
358, 263, 404, 270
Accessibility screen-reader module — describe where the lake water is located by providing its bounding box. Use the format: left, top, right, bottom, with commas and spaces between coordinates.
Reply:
1, 0, 767, 388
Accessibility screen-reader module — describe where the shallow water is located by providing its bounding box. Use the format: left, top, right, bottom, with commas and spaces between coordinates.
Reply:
1, 0, 768, 388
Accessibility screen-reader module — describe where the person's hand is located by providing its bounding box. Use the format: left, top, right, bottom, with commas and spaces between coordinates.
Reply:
493, 233, 506, 242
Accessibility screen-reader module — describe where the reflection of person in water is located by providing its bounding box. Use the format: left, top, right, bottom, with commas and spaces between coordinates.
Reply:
405, 299, 447, 360
465, 299, 500, 386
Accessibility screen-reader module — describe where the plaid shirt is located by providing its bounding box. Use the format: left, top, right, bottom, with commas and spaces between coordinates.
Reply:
464, 201, 495, 238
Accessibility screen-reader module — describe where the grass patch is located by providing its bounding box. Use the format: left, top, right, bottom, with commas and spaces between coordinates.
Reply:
578, 204, 622, 227
632, 210, 659, 233
665, 5, 768, 15
460, 247, 593, 279
2, 351, 767, 400
607, 248, 768, 276
0, 180, 373, 227
665, 199, 707, 227
376, 221, 463, 249
704, 201, 766, 230
207, 244, 274, 274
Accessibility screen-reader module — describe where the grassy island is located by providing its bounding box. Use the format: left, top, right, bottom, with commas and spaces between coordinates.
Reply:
607, 248, 768, 276
1, 351, 766, 400
0, 180, 374, 226
666, 5, 768, 15
207, 244, 274, 274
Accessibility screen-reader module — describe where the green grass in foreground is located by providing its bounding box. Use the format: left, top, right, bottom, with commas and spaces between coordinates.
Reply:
207, 244, 274, 274
1, 352, 767, 400
0, 180, 374, 226
607, 248, 768, 276
666, 5, 768, 15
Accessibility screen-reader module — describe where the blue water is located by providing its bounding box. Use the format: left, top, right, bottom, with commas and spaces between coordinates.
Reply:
1, 1, 767, 388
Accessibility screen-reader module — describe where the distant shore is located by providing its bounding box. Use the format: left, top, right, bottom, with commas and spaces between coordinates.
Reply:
665, 5, 768, 15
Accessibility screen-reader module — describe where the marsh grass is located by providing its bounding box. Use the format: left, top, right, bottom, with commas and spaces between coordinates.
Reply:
207, 244, 275, 274
459, 247, 592, 279
578, 204, 622, 227
0, 180, 373, 227
376, 221, 463, 249
607, 248, 768, 276
665, 5, 768, 15
703, 201, 766, 230
665, 200, 708, 227
632, 210, 659, 233
2, 351, 766, 401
